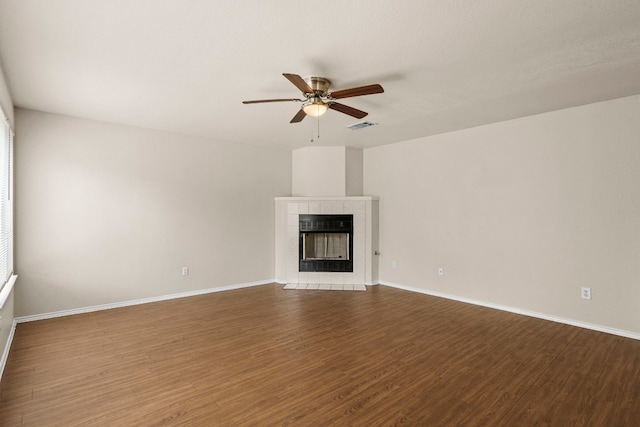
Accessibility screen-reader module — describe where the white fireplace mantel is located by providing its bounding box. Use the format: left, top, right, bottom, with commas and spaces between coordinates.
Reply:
274, 196, 379, 286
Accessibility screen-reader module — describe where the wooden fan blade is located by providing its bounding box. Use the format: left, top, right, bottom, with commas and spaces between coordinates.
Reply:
330, 84, 384, 99
242, 98, 299, 104
329, 102, 368, 119
283, 73, 313, 94
290, 109, 307, 123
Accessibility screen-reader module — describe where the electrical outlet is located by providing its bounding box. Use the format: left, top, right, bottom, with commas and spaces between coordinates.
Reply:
438, 267, 444, 276
392, 260, 397, 269
581, 287, 591, 300
182, 267, 189, 276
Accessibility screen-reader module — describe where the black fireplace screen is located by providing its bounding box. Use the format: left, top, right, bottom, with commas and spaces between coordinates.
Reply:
299, 214, 353, 272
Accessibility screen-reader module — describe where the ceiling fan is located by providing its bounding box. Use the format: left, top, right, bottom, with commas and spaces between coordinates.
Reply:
242, 73, 384, 123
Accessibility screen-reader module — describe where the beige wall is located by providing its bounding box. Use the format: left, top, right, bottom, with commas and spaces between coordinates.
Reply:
15, 109, 291, 316
9, 90, 640, 335
292, 146, 363, 196
0, 64, 12, 127
345, 148, 363, 196
292, 146, 346, 196
364, 94, 640, 334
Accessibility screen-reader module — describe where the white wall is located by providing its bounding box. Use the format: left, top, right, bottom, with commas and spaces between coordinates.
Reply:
15, 109, 291, 316
365, 94, 640, 334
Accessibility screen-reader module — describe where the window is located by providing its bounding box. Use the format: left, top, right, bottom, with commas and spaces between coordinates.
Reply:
0, 107, 13, 295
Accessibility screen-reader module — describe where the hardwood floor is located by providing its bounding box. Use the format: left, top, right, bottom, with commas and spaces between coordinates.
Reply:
1, 284, 639, 426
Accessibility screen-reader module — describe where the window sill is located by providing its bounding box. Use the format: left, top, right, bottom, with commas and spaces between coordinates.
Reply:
0, 274, 17, 309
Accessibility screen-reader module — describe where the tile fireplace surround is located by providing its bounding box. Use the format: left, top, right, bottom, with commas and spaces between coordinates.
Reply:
274, 197, 379, 287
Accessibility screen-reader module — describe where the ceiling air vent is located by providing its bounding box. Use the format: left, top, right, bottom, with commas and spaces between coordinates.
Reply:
347, 121, 378, 130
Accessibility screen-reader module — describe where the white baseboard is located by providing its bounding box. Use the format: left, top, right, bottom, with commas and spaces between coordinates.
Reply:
380, 281, 640, 341
15, 279, 274, 324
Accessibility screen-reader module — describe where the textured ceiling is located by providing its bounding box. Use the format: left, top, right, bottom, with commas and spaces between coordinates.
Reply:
1, 0, 639, 149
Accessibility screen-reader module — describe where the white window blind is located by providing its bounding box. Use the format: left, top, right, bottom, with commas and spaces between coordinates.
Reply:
0, 108, 13, 287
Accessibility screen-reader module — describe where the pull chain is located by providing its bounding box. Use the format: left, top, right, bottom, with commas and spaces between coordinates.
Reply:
310, 115, 321, 143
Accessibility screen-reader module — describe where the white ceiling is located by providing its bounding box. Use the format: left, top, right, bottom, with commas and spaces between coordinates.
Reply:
1, 0, 639, 149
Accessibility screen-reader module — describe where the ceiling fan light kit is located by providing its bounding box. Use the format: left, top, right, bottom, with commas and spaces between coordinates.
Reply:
302, 98, 328, 117
242, 73, 384, 123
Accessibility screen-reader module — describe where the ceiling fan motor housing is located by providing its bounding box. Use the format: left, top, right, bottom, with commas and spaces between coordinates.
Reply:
305, 77, 331, 96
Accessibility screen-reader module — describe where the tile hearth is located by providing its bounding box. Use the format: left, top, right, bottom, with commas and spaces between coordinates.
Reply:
283, 283, 367, 291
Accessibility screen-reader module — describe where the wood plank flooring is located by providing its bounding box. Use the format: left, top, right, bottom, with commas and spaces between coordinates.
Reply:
1, 283, 639, 426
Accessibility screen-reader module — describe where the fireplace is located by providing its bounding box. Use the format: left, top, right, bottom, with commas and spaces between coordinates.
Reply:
275, 196, 378, 286
299, 214, 353, 272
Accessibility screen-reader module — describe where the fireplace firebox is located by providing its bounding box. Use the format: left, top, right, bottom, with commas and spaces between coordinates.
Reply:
299, 214, 353, 272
